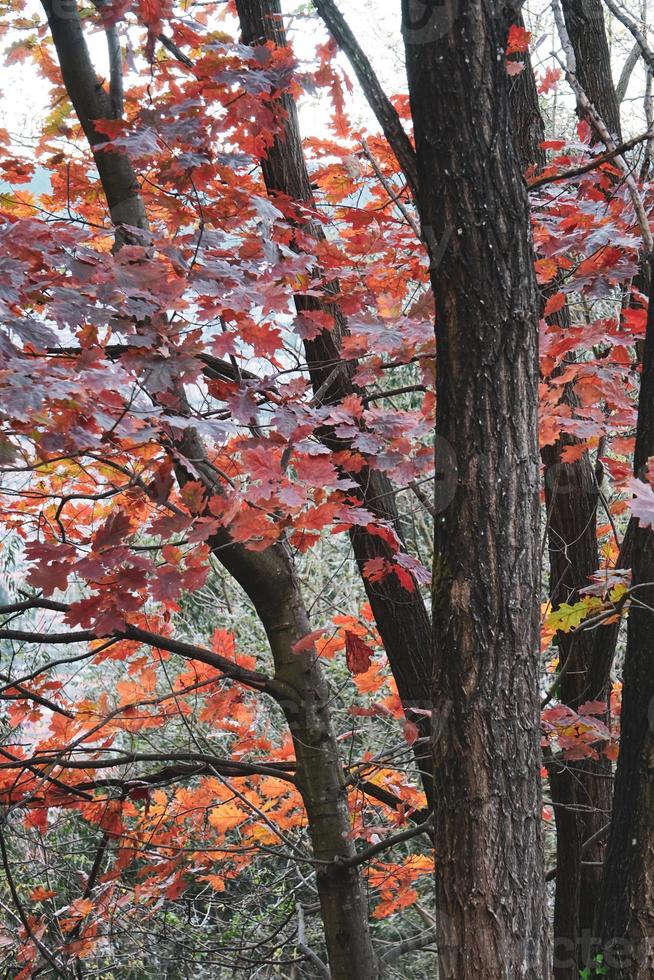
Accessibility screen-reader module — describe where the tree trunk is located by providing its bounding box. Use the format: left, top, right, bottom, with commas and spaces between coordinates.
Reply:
234, 0, 435, 804
202, 519, 381, 980
599, 255, 654, 979
41, 4, 379, 975
561, 0, 622, 141
510, 36, 614, 975
403, 3, 549, 976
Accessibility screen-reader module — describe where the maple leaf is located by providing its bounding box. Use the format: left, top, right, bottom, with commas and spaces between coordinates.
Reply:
292, 629, 326, 654
345, 630, 374, 674
578, 700, 607, 717
29, 887, 56, 902
543, 292, 566, 318
164, 873, 188, 901
546, 597, 602, 634
403, 720, 419, 745
538, 66, 562, 94
93, 510, 134, 552
506, 25, 531, 55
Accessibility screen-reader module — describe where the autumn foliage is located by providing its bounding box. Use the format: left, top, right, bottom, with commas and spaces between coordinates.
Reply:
0, 0, 653, 977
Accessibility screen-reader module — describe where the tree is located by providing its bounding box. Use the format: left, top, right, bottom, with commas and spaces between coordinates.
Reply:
2, 2, 654, 978
0, 1, 435, 975
401, 2, 548, 975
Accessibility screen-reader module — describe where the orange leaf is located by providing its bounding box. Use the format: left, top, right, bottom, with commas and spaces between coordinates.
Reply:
544, 292, 566, 317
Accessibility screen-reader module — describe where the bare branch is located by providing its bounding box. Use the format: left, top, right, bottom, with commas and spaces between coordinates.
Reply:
336, 816, 433, 868
0, 828, 72, 978
158, 32, 193, 68
602, 0, 654, 70
616, 41, 642, 102
552, 0, 653, 253
379, 926, 437, 968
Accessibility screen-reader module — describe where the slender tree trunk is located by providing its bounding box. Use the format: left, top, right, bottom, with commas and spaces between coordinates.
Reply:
403, 3, 549, 976
543, 437, 607, 978
599, 255, 654, 979
41, 4, 379, 975
198, 519, 381, 980
510, 35, 615, 975
561, 0, 622, 141
234, 0, 435, 804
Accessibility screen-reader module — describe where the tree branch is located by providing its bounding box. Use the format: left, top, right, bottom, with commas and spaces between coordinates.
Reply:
0, 828, 72, 978
528, 128, 654, 190
311, 0, 419, 202
0, 616, 282, 698
602, 0, 654, 70
616, 40, 642, 102
2, 752, 297, 786
336, 816, 433, 868
378, 926, 437, 968
553, 0, 653, 253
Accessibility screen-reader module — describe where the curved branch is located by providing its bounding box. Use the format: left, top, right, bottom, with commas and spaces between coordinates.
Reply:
3, 752, 297, 786
616, 41, 642, 102
602, 0, 654, 70
337, 815, 433, 868
378, 926, 437, 968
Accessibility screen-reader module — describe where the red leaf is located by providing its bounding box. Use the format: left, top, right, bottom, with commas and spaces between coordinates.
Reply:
93, 510, 133, 552
127, 785, 151, 802
544, 292, 566, 317
292, 629, 326, 654
538, 66, 562, 95
506, 25, 531, 55
394, 565, 416, 593
403, 720, 420, 745
344, 631, 373, 674
578, 700, 607, 717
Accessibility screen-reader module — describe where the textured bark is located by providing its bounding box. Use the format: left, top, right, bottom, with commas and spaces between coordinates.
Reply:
235, 0, 434, 804
403, 3, 549, 976
199, 518, 380, 980
41, 5, 378, 976
561, 0, 622, 141
510, 41, 614, 975
508, 32, 547, 173
599, 255, 654, 979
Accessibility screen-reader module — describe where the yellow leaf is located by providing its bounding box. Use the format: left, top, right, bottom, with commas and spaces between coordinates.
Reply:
546, 597, 602, 634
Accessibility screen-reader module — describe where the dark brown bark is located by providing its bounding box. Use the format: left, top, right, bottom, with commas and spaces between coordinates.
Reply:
234, 0, 435, 805
599, 255, 654, 980
542, 425, 609, 978
561, 0, 622, 141
508, 30, 546, 173
40, 5, 378, 976
509, 39, 616, 975
403, 3, 549, 976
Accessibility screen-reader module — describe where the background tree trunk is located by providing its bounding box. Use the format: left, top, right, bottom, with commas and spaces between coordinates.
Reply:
511, 30, 617, 974
600, 255, 654, 979
403, 2, 549, 976
561, 0, 622, 140
235, 0, 435, 804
